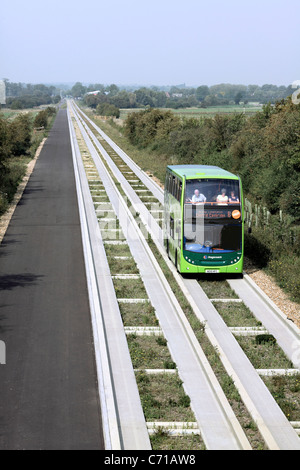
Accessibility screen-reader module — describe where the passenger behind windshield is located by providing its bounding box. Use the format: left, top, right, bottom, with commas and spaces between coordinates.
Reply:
217, 188, 228, 205
187, 189, 206, 203
229, 191, 239, 203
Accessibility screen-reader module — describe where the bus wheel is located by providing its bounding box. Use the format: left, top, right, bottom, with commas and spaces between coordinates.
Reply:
175, 250, 179, 272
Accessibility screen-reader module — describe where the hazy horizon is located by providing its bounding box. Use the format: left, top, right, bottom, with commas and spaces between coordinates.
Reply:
2, 80, 296, 89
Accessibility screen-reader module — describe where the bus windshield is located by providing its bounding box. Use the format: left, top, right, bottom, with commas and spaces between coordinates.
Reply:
185, 178, 240, 205
183, 179, 242, 253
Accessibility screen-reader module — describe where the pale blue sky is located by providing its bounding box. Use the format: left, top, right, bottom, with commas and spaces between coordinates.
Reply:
1, 0, 299, 86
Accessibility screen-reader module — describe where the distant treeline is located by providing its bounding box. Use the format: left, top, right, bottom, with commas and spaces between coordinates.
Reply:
4, 81, 61, 109
74, 81, 295, 111
4, 80, 295, 111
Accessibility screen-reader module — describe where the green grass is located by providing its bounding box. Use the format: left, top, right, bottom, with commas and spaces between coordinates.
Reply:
119, 301, 158, 326
212, 302, 262, 327
261, 374, 300, 421
135, 371, 194, 422
236, 336, 294, 369
112, 277, 148, 299
150, 431, 205, 451
119, 105, 262, 121
107, 256, 139, 275
103, 242, 132, 257
170, 105, 262, 117
127, 334, 175, 369
198, 278, 238, 299
1, 110, 19, 120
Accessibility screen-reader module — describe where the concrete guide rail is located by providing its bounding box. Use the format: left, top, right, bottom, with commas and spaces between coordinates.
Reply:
72, 101, 300, 450
68, 106, 151, 450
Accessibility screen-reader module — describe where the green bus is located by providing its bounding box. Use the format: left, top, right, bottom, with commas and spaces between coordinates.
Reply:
163, 165, 244, 274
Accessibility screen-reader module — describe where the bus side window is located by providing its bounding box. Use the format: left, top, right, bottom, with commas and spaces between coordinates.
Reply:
166, 175, 169, 193
178, 181, 182, 202
172, 176, 176, 197
168, 174, 172, 193
176, 179, 180, 201
165, 173, 170, 192
167, 175, 171, 194
175, 178, 180, 201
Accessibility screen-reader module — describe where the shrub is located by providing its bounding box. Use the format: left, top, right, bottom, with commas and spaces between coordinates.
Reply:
2, 159, 27, 202
7, 113, 32, 156
268, 256, 300, 302
244, 231, 272, 267
96, 103, 120, 118
34, 110, 48, 128
124, 108, 181, 149
0, 192, 8, 215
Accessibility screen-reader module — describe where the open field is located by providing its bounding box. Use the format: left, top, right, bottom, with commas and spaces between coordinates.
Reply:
119, 104, 262, 121
0, 105, 55, 121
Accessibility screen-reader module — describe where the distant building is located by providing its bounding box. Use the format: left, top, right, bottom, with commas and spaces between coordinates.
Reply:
0, 80, 6, 105
86, 90, 101, 96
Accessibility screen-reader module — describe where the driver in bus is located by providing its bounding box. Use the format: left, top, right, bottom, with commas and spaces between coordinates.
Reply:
191, 189, 206, 203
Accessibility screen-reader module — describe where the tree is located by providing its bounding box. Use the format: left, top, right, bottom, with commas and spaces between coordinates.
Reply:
96, 103, 120, 118
234, 91, 243, 105
34, 110, 48, 128
52, 95, 61, 104
196, 85, 209, 102
71, 82, 86, 98
0, 116, 10, 163
135, 88, 155, 107
111, 91, 134, 108
106, 84, 119, 96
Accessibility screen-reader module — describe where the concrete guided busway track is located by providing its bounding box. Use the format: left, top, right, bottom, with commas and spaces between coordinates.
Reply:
71, 101, 300, 450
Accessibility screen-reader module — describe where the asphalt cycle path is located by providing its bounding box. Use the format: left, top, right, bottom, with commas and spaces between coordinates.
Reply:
0, 109, 104, 450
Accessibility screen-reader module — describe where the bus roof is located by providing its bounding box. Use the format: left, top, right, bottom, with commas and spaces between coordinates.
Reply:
167, 165, 239, 180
